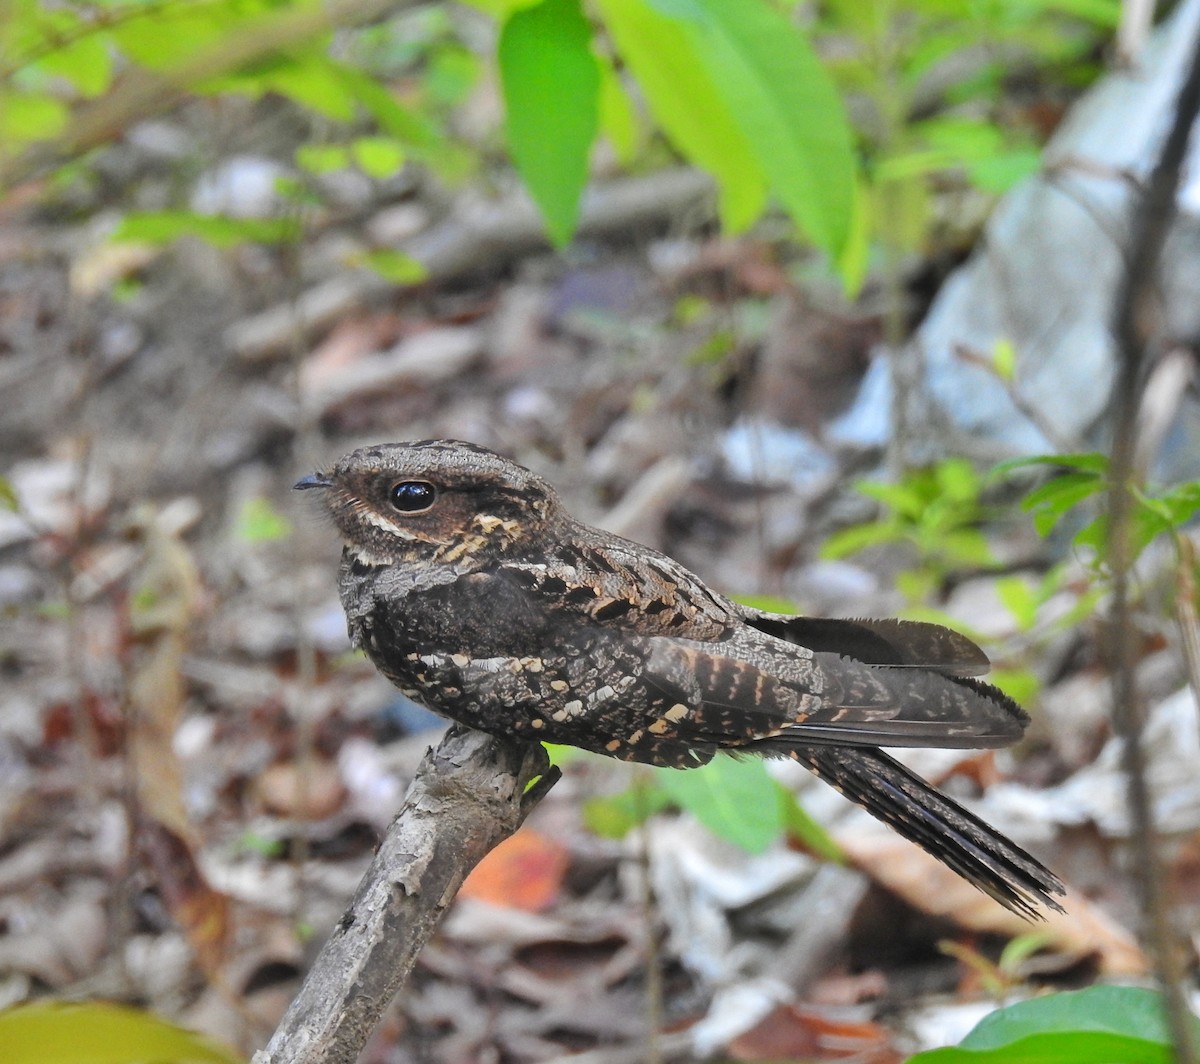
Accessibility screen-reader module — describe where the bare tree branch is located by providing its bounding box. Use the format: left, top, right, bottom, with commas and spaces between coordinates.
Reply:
253, 726, 558, 1064
1108, 22, 1200, 1064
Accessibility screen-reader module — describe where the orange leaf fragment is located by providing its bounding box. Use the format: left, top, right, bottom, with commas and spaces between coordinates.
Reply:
459, 828, 570, 912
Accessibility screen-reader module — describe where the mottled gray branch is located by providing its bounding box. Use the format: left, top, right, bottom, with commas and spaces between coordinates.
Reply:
253, 727, 557, 1064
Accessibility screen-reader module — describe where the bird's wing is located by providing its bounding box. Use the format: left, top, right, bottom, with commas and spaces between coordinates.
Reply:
495, 543, 738, 642
743, 613, 991, 677
630, 626, 1029, 752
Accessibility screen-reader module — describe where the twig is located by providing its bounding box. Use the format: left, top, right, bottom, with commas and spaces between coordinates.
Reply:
0, 0, 421, 191
227, 167, 717, 362
1108, 20, 1200, 1063
253, 726, 558, 1064
1173, 534, 1200, 736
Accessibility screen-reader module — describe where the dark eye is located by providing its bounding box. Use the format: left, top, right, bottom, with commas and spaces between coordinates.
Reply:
389, 480, 437, 513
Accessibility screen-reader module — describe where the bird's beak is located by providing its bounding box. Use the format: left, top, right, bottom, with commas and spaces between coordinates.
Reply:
294, 472, 333, 491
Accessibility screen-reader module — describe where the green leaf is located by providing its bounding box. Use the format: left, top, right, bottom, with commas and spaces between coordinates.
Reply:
908, 985, 1199, 1062
969, 147, 1041, 193
987, 667, 1040, 706
731, 593, 802, 615
0, 92, 67, 144
658, 756, 782, 853
777, 782, 843, 863
595, 0, 767, 231
113, 211, 300, 248
995, 576, 1038, 630
1153, 480, 1200, 528
0, 1000, 243, 1064
0, 476, 18, 513
819, 520, 899, 560
357, 249, 428, 284
910, 1031, 1175, 1063
584, 782, 672, 837
296, 144, 350, 174
38, 32, 113, 97
597, 53, 640, 164
994, 452, 1110, 479
686, 0, 857, 257
991, 338, 1017, 382
236, 497, 292, 543
1022, 472, 1105, 536
499, 0, 601, 246
352, 136, 406, 178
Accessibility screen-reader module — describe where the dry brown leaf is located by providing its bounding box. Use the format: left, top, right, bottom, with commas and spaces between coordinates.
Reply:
728, 1002, 900, 1063
256, 758, 347, 820
838, 829, 1147, 975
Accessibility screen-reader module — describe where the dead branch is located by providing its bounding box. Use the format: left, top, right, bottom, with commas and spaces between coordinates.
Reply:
252, 726, 558, 1064
227, 167, 716, 362
1108, 20, 1200, 1064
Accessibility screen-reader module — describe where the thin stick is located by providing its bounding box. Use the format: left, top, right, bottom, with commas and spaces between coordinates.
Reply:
253, 727, 557, 1064
1108, 22, 1200, 1064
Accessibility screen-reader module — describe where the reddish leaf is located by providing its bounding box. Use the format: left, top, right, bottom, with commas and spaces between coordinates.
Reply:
459, 828, 570, 912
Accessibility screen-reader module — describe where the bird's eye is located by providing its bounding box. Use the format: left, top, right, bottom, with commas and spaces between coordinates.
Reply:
389, 480, 437, 513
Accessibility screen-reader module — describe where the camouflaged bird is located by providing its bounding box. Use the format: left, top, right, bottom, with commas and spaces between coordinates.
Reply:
297, 439, 1064, 917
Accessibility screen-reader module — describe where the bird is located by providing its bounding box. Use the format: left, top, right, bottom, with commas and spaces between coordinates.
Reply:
296, 439, 1064, 918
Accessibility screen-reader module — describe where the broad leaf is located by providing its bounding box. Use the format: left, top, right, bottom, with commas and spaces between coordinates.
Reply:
907, 985, 1200, 1064
499, 0, 600, 246
687, 0, 857, 257
658, 755, 782, 853
595, 0, 767, 231
0, 1001, 243, 1064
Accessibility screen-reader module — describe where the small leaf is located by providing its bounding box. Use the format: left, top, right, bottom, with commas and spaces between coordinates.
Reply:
658, 756, 782, 853
987, 668, 1040, 706
584, 782, 672, 837
236, 497, 292, 543
296, 144, 350, 174
991, 338, 1017, 382
0, 92, 67, 144
1020, 472, 1105, 534
113, 211, 300, 248
997, 931, 1054, 974
499, 0, 601, 246
994, 451, 1110, 480
356, 249, 428, 284
819, 521, 899, 561
731, 593, 801, 615
38, 33, 113, 97
0, 477, 18, 513
995, 576, 1038, 630
1154, 480, 1200, 528
351, 136, 406, 178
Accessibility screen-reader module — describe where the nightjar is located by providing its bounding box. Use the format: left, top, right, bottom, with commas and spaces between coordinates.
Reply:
297, 439, 1063, 917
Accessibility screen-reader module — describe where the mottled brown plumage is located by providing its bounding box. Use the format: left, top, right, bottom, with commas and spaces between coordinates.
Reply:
297, 439, 1064, 917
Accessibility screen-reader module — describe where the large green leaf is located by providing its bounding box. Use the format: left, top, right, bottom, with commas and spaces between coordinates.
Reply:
906, 986, 1200, 1064
658, 755, 782, 853
595, 0, 767, 232
499, 0, 600, 246
0, 1001, 244, 1064
686, 0, 857, 257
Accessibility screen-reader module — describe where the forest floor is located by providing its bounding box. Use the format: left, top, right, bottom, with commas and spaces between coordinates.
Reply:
0, 98, 1192, 1062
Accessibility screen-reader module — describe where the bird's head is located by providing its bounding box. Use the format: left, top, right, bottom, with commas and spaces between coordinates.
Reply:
295, 439, 561, 566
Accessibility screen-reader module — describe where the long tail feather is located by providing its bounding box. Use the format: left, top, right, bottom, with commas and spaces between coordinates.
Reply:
785, 745, 1065, 918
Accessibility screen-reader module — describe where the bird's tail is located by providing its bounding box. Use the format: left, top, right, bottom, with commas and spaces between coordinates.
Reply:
789, 745, 1065, 919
